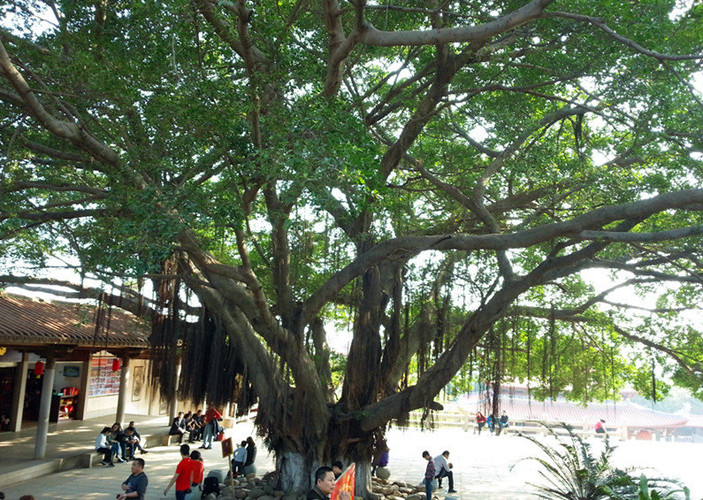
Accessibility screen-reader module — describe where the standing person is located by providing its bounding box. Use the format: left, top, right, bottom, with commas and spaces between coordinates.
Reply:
595, 419, 606, 434
306, 466, 350, 500
232, 440, 248, 478
169, 412, 187, 444
331, 460, 344, 479
498, 411, 509, 435
117, 458, 148, 500
185, 450, 204, 500
433, 451, 456, 493
164, 444, 193, 499
476, 412, 487, 435
422, 451, 435, 500
200, 406, 222, 450
244, 436, 257, 470
95, 426, 120, 466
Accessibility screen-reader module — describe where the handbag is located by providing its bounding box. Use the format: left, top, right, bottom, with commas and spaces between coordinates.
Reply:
216, 430, 225, 441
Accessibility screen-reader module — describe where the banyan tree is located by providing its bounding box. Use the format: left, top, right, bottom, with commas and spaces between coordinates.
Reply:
1, 0, 703, 493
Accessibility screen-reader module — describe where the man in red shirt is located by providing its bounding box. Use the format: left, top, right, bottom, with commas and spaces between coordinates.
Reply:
163, 444, 193, 500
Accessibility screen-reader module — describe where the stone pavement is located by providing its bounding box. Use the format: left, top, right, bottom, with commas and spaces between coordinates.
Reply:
0, 413, 172, 478
384, 427, 703, 500
1, 420, 702, 499
0, 413, 269, 499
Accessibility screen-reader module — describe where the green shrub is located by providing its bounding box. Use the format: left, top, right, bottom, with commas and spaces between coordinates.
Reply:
513, 422, 689, 500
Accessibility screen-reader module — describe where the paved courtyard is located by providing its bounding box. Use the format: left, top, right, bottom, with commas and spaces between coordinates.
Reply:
385, 427, 703, 499
1, 423, 701, 499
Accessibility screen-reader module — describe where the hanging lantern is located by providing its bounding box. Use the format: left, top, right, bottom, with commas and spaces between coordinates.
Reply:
34, 360, 45, 377
111, 359, 121, 372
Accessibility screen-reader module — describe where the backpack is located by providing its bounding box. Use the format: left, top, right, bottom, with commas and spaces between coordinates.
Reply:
202, 475, 220, 497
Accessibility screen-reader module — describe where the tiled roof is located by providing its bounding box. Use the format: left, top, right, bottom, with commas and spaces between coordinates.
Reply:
681, 414, 703, 428
460, 393, 688, 429
0, 293, 149, 348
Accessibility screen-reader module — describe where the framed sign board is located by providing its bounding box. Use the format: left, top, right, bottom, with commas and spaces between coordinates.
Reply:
221, 437, 233, 458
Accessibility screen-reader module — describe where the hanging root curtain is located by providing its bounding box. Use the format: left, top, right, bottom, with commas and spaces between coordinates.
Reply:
148, 253, 256, 413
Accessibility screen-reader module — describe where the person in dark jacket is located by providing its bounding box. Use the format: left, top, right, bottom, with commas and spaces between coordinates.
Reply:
422, 451, 435, 500
169, 412, 187, 444
117, 458, 148, 500
109, 423, 128, 462
244, 436, 257, 468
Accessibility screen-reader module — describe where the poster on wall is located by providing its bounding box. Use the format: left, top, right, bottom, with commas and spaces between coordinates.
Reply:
132, 365, 144, 402
89, 357, 121, 397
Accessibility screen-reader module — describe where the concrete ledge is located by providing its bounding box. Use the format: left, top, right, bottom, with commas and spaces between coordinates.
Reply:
0, 429, 170, 487
162, 434, 183, 446
0, 458, 60, 486
83, 451, 102, 468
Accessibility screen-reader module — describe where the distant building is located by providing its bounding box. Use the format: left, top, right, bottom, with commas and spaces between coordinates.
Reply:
458, 385, 689, 440
672, 414, 703, 443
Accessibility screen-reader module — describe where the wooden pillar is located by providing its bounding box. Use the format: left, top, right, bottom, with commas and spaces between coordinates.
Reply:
147, 370, 156, 416
116, 355, 130, 425
34, 355, 56, 459
9, 352, 29, 433
76, 356, 91, 420
168, 359, 182, 423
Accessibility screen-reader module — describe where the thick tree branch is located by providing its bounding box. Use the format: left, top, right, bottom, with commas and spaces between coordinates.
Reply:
577, 225, 703, 243
0, 208, 105, 224
589, 259, 703, 285
178, 229, 299, 356
20, 139, 95, 164
613, 325, 703, 376
545, 12, 703, 62
191, 0, 247, 61
304, 188, 703, 322
3, 181, 106, 197
356, 217, 643, 430
322, 0, 360, 97
0, 275, 159, 318
358, 0, 556, 47
0, 40, 119, 166
189, 267, 331, 441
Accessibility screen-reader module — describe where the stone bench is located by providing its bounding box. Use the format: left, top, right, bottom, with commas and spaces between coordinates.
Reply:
162, 434, 185, 446
83, 450, 104, 468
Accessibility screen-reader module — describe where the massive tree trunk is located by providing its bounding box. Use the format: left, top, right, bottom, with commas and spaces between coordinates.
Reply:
277, 452, 314, 494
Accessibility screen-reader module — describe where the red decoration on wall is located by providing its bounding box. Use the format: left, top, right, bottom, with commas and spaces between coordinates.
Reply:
111, 359, 121, 372
34, 360, 45, 377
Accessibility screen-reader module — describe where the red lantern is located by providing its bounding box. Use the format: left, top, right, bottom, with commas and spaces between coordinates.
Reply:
34, 360, 45, 377
111, 359, 121, 372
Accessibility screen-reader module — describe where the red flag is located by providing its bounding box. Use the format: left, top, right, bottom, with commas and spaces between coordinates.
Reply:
331, 463, 356, 500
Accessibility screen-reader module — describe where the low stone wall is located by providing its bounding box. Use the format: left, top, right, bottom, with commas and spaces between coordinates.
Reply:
366, 477, 426, 500
201, 471, 427, 500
